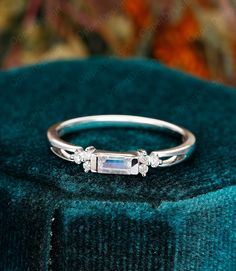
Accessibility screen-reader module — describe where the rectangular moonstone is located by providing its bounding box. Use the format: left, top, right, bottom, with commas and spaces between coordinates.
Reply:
91, 151, 139, 175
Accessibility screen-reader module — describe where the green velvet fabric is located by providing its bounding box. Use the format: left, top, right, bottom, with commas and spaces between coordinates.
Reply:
0, 58, 235, 271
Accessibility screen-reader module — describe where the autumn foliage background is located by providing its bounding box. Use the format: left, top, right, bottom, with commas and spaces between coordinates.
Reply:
0, 0, 236, 86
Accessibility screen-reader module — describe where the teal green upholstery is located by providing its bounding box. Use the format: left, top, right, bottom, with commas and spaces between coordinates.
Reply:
0, 58, 235, 271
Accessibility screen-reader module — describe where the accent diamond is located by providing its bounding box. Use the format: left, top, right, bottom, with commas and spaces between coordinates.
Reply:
83, 161, 91, 172
74, 149, 84, 164
74, 146, 96, 164
149, 153, 160, 168
139, 164, 149, 177
138, 149, 150, 165
83, 146, 96, 161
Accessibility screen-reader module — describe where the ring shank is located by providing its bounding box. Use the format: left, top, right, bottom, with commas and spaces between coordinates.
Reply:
47, 115, 196, 167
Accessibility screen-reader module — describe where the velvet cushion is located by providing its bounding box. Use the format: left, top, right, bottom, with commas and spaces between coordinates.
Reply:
0, 58, 235, 271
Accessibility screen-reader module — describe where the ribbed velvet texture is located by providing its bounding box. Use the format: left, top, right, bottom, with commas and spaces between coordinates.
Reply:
0, 58, 235, 271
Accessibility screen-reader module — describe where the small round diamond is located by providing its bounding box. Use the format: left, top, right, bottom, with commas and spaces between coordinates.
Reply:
139, 155, 149, 165
83, 146, 96, 161
139, 164, 149, 177
138, 149, 150, 165
74, 149, 84, 164
83, 161, 91, 172
149, 153, 160, 168
81, 152, 89, 162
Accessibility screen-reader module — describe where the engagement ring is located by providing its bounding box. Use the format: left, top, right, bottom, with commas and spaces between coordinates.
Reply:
47, 115, 196, 176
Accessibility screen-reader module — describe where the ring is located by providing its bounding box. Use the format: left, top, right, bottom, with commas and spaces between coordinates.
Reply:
47, 115, 196, 177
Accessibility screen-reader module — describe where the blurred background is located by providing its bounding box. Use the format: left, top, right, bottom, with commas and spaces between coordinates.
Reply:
0, 0, 236, 86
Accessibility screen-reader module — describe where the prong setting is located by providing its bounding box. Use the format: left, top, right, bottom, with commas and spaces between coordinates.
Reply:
72, 148, 161, 176
83, 161, 91, 172
73, 148, 84, 164
139, 164, 149, 177
149, 153, 160, 168
137, 149, 161, 176
72, 146, 96, 172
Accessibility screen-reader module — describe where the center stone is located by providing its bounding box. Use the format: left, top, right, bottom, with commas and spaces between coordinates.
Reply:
91, 151, 139, 175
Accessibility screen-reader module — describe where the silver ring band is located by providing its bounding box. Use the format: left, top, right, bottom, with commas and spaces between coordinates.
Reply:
47, 115, 196, 176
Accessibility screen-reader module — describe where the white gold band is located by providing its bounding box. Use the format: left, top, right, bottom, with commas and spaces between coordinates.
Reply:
47, 115, 196, 176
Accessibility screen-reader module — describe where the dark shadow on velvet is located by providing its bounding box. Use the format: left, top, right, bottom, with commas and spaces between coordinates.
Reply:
49, 209, 65, 271
50, 210, 175, 271
0, 189, 48, 271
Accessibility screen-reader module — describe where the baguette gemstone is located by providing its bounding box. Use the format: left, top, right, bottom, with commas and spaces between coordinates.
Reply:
91, 151, 139, 175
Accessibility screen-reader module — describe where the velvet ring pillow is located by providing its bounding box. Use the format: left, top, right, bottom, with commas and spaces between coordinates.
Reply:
0, 59, 235, 271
